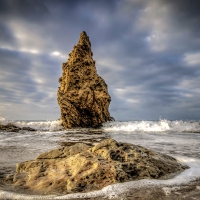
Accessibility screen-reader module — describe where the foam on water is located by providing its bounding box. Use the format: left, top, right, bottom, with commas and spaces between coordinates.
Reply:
103, 119, 200, 133
0, 116, 8, 126
1, 116, 200, 199
15, 120, 63, 131
1, 116, 200, 133
0, 116, 63, 131
0, 156, 200, 199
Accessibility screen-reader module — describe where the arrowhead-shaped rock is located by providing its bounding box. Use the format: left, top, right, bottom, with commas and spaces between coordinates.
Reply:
57, 31, 112, 128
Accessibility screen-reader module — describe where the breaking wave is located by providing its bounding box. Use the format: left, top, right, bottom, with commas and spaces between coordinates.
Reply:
102, 119, 200, 133
1, 116, 200, 133
0, 116, 63, 131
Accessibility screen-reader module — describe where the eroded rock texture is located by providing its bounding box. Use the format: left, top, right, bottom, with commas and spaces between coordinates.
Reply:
57, 31, 112, 128
11, 139, 186, 195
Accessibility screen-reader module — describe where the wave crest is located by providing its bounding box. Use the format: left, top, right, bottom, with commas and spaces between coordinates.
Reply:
103, 119, 200, 133
0, 116, 63, 131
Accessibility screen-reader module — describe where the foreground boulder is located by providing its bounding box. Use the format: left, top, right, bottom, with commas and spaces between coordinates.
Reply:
11, 139, 186, 195
57, 31, 112, 128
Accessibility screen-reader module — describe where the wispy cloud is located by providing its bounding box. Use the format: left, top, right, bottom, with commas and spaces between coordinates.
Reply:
0, 0, 200, 120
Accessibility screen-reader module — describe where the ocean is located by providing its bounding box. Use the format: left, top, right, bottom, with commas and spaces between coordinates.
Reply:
0, 117, 200, 199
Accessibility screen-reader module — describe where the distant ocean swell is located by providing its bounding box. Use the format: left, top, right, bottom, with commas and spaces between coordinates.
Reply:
1, 116, 200, 133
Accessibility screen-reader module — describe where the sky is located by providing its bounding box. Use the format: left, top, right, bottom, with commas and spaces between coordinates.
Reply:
0, 0, 200, 121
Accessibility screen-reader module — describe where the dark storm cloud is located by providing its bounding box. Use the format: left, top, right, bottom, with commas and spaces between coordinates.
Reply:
162, 0, 200, 27
0, 23, 16, 46
0, 0, 200, 120
159, 0, 200, 52
0, 49, 35, 89
0, 48, 59, 110
0, 0, 49, 21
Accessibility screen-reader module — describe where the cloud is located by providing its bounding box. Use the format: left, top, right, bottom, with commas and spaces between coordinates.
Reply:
183, 52, 200, 66
0, 0, 200, 120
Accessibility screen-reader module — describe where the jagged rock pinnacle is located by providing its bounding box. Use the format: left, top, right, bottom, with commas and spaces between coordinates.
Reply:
57, 31, 113, 128
78, 31, 91, 47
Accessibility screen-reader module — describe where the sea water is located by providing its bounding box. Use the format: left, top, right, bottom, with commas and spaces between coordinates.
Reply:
0, 117, 200, 199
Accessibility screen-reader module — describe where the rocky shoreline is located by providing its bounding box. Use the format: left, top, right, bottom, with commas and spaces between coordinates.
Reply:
1, 173, 200, 199
85, 179, 200, 200
0, 124, 36, 132
0, 126, 200, 199
74, 178, 200, 200
2, 137, 187, 196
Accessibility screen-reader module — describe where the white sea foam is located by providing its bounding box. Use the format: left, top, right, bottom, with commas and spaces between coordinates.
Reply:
0, 116, 8, 125
103, 119, 200, 133
14, 120, 63, 131
0, 156, 200, 199
1, 115, 200, 133
0, 116, 63, 131
1, 116, 200, 199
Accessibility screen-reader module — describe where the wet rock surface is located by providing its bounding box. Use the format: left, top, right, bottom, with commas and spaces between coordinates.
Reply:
0, 124, 35, 132
6, 139, 186, 195
104, 179, 200, 200
57, 31, 112, 128
78, 179, 200, 200
0, 129, 108, 181
59, 129, 110, 147
1, 180, 200, 200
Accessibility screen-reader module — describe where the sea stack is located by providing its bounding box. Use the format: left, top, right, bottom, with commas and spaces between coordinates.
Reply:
57, 31, 112, 128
